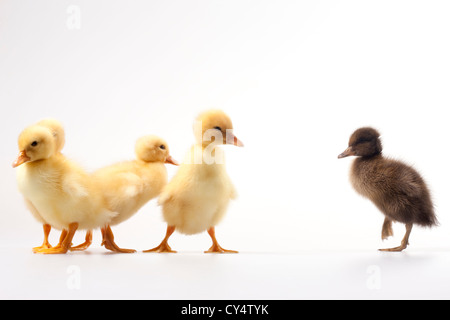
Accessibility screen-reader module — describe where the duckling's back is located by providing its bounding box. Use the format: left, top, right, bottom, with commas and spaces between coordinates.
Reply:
350, 156, 437, 227
93, 160, 168, 225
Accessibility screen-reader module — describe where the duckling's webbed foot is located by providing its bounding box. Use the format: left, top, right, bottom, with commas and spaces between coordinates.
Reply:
143, 241, 177, 253
143, 225, 177, 253
70, 230, 93, 251
379, 245, 407, 252
381, 217, 394, 240
35, 223, 78, 254
379, 223, 412, 252
205, 243, 238, 254
101, 225, 136, 253
32, 224, 52, 253
204, 227, 238, 254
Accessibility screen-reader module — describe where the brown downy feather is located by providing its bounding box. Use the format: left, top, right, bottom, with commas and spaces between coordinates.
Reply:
340, 127, 438, 227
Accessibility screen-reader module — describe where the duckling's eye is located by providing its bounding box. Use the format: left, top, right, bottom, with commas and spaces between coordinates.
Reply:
159, 145, 166, 150
31, 141, 38, 147
213, 126, 222, 131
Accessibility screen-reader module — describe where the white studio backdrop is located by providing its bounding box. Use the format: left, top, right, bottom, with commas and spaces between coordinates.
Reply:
1, 0, 450, 254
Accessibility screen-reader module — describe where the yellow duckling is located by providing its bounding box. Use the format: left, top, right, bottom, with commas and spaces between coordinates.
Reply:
74, 135, 178, 253
13, 123, 116, 254
144, 109, 243, 253
16, 119, 66, 252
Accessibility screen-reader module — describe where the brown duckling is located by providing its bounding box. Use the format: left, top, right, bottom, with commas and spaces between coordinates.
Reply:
338, 127, 438, 252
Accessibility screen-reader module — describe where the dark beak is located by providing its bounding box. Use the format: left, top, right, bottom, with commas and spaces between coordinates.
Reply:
338, 146, 356, 159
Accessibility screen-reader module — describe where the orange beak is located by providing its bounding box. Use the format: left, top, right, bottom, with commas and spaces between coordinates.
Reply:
226, 133, 244, 147
12, 150, 31, 168
165, 155, 179, 166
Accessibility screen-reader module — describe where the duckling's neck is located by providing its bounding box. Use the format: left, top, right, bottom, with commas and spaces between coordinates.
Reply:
25, 154, 62, 170
188, 143, 226, 166
351, 153, 384, 178
360, 152, 383, 161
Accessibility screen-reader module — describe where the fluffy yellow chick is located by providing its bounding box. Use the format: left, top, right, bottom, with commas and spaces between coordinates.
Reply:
17, 119, 66, 252
144, 109, 243, 253
13, 123, 116, 254
73, 135, 178, 253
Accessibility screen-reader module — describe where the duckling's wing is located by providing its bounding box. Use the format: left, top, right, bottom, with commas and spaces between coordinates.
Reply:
156, 165, 189, 206
157, 186, 173, 206
378, 159, 436, 227
383, 160, 424, 198
396, 167, 424, 198
62, 172, 89, 198
95, 162, 146, 198
119, 172, 144, 198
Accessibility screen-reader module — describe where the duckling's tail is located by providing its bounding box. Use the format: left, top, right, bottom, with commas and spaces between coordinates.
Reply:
157, 193, 172, 206
101, 209, 120, 226
417, 206, 439, 228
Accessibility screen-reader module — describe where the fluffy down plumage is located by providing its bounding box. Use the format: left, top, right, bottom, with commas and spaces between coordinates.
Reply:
13, 122, 117, 253
338, 127, 437, 251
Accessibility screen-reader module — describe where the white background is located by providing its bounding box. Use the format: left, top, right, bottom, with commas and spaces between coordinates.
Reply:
1, 0, 450, 299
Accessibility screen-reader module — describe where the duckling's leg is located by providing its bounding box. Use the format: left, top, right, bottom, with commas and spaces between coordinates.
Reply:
70, 230, 93, 251
204, 227, 238, 254
143, 225, 177, 253
32, 224, 53, 253
379, 223, 413, 252
35, 223, 78, 254
381, 217, 394, 240
52, 229, 68, 249
101, 225, 136, 253
35, 228, 68, 252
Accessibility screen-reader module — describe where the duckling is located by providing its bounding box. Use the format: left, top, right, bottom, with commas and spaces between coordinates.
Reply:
74, 135, 178, 253
13, 123, 116, 254
144, 109, 243, 253
16, 119, 66, 252
338, 127, 438, 252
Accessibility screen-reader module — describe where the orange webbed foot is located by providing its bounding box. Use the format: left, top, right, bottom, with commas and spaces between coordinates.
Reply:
204, 227, 238, 254
70, 230, 93, 252
34, 223, 78, 255
204, 244, 238, 254
143, 225, 176, 253
101, 226, 136, 253
32, 243, 52, 253
143, 242, 177, 253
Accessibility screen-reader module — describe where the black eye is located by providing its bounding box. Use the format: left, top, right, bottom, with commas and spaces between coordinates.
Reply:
159, 145, 166, 150
213, 126, 222, 131
31, 141, 38, 147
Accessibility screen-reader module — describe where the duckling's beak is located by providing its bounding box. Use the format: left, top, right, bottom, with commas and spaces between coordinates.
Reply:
226, 133, 244, 147
165, 155, 179, 166
338, 146, 356, 159
12, 150, 31, 168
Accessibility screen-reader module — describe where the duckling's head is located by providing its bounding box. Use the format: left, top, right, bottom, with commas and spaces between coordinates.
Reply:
135, 135, 178, 165
13, 125, 56, 167
338, 127, 382, 159
36, 118, 65, 153
194, 109, 244, 148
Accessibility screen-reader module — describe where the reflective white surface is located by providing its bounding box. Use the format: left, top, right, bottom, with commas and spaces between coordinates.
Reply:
2, 0, 450, 300
1, 245, 450, 300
